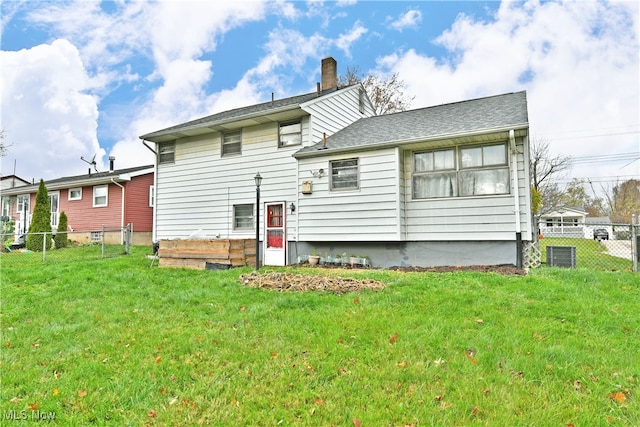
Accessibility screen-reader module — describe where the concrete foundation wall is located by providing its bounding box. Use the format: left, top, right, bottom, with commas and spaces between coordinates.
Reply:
289, 240, 517, 268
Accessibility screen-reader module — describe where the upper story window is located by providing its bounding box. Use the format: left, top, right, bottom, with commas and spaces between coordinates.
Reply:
222, 130, 242, 156
159, 142, 175, 164
279, 121, 302, 147
93, 185, 108, 207
68, 187, 82, 201
330, 158, 359, 191
412, 143, 509, 199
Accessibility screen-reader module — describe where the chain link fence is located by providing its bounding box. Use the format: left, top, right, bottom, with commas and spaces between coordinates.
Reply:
1, 225, 131, 264
529, 221, 638, 272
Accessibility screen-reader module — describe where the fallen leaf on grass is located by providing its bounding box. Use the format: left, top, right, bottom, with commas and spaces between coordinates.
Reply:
10, 397, 20, 403
155, 356, 162, 363
78, 390, 87, 397
397, 361, 407, 368
611, 391, 626, 403
573, 381, 585, 392
353, 419, 361, 427
29, 402, 39, 410
148, 410, 157, 418
389, 332, 398, 344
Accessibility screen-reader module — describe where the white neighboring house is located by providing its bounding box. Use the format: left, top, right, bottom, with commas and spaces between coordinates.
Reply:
539, 207, 613, 239
140, 57, 534, 268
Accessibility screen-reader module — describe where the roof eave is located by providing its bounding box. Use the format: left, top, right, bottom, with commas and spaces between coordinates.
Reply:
293, 123, 529, 159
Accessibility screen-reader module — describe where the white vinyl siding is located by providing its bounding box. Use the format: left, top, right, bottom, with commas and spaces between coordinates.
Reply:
155, 123, 299, 241
301, 85, 375, 145
297, 149, 400, 241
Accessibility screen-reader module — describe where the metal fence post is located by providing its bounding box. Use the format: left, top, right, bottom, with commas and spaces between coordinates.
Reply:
633, 214, 638, 273
102, 225, 105, 258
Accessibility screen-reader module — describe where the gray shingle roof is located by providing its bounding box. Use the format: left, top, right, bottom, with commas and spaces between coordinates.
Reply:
1, 165, 154, 195
140, 90, 337, 140
294, 91, 528, 157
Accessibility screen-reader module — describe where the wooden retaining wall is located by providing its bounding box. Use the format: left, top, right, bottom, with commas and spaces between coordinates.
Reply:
158, 239, 256, 269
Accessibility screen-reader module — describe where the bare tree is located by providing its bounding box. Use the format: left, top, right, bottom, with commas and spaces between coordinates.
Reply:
339, 66, 414, 115
0, 129, 10, 157
529, 136, 573, 213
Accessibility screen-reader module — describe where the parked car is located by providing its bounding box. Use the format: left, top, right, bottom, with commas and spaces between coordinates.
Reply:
593, 228, 609, 240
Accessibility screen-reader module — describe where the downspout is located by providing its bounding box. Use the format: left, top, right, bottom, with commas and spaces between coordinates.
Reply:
111, 178, 125, 245
509, 129, 522, 268
141, 139, 158, 243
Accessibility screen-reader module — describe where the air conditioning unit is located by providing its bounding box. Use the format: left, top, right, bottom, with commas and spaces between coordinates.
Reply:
546, 246, 576, 268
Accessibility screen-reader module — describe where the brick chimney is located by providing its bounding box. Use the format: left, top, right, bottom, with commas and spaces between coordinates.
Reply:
321, 56, 337, 92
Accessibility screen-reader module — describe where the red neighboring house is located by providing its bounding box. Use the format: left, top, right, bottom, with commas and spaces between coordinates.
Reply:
1, 164, 154, 246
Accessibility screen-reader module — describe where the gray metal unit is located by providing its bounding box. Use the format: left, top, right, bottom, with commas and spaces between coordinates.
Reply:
546, 246, 576, 268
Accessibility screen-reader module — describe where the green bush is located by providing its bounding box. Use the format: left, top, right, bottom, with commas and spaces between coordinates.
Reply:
26, 179, 52, 252
54, 211, 69, 249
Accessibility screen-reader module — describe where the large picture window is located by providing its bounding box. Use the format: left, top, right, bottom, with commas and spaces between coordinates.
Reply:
222, 130, 242, 156
330, 158, 359, 190
413, 143, 509, 199
279, 121, 301, 147
233, 204, 254, 230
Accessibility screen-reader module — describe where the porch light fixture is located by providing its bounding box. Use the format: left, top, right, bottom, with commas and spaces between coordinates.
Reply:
289, 202, 296, 212
254, 172, 262, 270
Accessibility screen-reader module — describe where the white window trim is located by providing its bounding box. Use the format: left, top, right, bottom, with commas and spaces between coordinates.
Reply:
93, 185, 108, 207
233, 204, 254, 231
68, 187, 82, 201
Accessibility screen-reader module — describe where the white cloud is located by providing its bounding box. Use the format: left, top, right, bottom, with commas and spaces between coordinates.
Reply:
378, 1, 639, 181
389, 9, 422, 32
0, 40, 105, 180
336, 21, 368, 57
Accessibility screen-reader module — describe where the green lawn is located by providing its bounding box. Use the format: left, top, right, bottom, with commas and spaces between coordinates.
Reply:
540, 237, 632, 271
1, 247, 639, 426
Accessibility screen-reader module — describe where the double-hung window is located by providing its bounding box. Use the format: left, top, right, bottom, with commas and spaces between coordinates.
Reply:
330, 158, 359, 191
233, 204, 254, 230
412, 143, 509, 199
279, 121, 301, 147
222, 130, 242, 156
93, 185, 108, 207
159, 142, 175, 164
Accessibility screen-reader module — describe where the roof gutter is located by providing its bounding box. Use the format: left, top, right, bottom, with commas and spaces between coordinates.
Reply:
139, 104, 304, 142
292, 123, 529, 159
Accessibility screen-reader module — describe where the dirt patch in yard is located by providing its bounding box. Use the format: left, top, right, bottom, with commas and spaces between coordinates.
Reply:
239, 272, 385, 294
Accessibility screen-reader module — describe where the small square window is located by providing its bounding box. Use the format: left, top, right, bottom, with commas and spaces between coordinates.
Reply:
222, 130, 242, 156
93, 185, 108, 207
159, 142, 175, 164
91, 231, 101, 242
331, 158, 359, 191
279, 121, 301, 147
69, 187, 82, 201
233, 204, 254, 230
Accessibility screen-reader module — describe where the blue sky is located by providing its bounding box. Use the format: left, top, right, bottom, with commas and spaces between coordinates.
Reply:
1, 0, 638, 189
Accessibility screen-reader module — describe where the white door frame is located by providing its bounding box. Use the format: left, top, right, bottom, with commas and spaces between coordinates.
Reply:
263, 201, 286, 266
